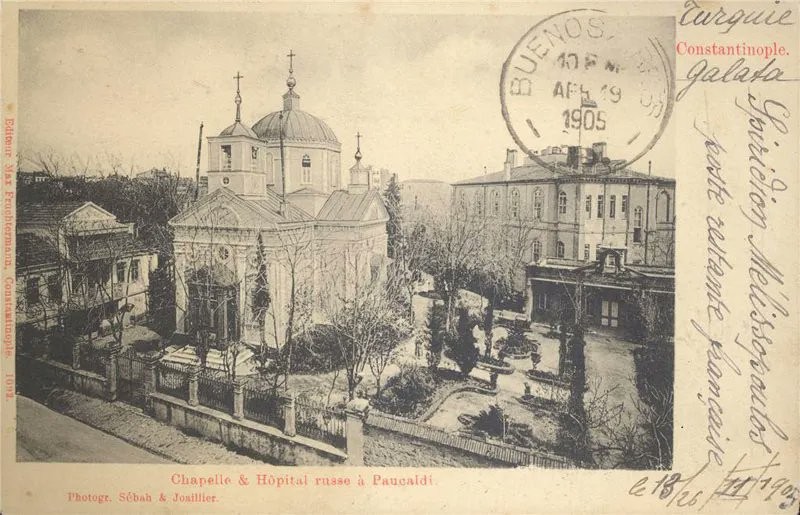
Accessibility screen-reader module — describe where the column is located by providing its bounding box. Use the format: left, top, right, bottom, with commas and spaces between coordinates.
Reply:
232, 378, 244, 420
72, 340, 81, 369
282, 393, 296, 437
174, 249, 187, 333
344, 398, 369, 466
105, 342, 121, 401
525, 279, 535, 323
188, 363, 200, 406
235, 247, 247, 340
143, 354, 160, 412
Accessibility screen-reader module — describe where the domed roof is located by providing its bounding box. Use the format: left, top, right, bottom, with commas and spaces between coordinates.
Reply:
219, 121, 258, 138
251, 109, 339, 146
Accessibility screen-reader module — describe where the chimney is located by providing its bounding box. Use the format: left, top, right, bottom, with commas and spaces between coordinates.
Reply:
504, 149, 517, 180
592, 142, 607, 163
566, 146, 580, 169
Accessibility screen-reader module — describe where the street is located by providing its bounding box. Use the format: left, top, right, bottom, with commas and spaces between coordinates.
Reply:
15, 395, 171, 464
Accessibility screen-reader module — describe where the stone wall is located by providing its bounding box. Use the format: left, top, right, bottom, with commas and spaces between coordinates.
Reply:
151, 393, 349, 466
363, 412, 574, 468
364, 424, 510, 468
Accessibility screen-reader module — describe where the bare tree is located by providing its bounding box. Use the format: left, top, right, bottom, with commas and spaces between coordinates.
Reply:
423, 198, 489, 330
322, 255, 405, 400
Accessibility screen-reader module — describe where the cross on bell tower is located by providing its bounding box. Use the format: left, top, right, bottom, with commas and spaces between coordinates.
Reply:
355, 132, 362, 161
233, 71, 243, 122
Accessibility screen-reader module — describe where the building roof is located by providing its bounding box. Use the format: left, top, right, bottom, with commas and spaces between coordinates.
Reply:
247, 188, 314, 223
317, 189, 387, 222
68, 232, 154, 261
16, 233, 60, 270
17, 201, 90, 225
454, 154, 673, 186
169, 187, 313, 228
218, 121, 258, 139
251, 109, 339, 146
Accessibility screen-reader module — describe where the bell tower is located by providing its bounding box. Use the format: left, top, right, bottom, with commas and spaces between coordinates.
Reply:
207, 72, 268, 199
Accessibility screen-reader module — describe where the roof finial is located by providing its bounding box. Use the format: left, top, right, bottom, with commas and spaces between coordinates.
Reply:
355, 131, 363, 162
286, 49, 297, 91
233, 71, 243, 122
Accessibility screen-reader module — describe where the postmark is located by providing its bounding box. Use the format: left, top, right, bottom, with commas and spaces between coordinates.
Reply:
501, 9, 675, 171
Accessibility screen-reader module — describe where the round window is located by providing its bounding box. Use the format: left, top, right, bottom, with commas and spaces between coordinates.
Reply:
217, 246, 230, 261
222, 177, 230, 185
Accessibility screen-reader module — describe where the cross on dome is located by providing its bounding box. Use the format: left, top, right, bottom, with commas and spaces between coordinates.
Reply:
286, 49, 297, 91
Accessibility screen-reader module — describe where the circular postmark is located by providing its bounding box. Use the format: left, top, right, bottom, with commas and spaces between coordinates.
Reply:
501, 9, 674, 171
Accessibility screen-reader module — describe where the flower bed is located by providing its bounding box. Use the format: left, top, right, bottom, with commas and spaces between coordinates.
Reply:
503, 349, 531, 360
525, 369, 571, 388
517, 394, 565, 413
475, 355, 515, 375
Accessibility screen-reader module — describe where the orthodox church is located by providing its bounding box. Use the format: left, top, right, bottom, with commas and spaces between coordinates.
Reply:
169, 53, 388, 353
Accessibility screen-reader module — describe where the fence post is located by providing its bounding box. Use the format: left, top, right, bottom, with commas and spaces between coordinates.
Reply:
143, 353, 160, 412
104, 342, 121, 401
72, 340, 81, 369
281, 393, 296, 437
232, 378, 244, 420
188, 364, 200, 406
344, 398, 369, 466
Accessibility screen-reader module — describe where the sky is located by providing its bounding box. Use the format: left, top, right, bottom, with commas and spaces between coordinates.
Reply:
18, 9, 675, 182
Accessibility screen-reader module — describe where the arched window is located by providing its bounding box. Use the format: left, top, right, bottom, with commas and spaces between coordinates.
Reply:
301, 154, 312, 184
490, 190, 500, 216
532, 240, 541, 262
558, 191, 567, 214
556, 241, 565, 258
475, 191, 483, 217
510, 189, 520, 218
633, 207, 643, 242
251, 146, 259, 172
657, 190, 671, 222
533, 189, 543, 219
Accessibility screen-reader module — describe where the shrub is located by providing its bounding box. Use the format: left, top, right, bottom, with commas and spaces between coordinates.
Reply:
501, 324, 534, 354
287, 324, 346, 374
446, 308, 479, 376
373, 364, 437, 416
425, 302, 447, 371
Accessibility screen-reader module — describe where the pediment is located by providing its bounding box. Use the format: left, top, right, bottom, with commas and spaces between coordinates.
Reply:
64, 202, 116, 223
170, 189, 256, 229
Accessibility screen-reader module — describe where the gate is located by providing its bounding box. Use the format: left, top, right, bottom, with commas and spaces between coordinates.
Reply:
117, 348, 148, 407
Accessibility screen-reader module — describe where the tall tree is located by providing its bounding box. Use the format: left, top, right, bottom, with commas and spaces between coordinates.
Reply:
383, 174, 402, 259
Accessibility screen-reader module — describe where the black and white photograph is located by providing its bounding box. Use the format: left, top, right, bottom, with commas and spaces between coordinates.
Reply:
9, 9, 679, 472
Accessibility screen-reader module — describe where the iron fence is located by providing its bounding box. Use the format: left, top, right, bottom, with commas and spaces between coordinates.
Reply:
157, 361, 190, 401
79, 345, 107, 376
117, 348, 148, 407
242, 386, 284, 430
197, 370, 234, 413
295, 398, 347, 449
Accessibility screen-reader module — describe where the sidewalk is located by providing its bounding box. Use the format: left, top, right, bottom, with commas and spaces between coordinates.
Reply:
39, 389, 265, 465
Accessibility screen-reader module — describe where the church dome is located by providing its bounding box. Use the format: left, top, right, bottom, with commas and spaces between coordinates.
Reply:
219, 121, 258, 138
251, 109, 339, 146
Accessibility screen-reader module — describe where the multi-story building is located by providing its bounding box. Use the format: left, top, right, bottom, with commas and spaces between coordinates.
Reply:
452, 143, 675, 335
15, 201, 158, 334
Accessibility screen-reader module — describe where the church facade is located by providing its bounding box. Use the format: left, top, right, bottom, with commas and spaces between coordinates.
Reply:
169, 58, 388, 350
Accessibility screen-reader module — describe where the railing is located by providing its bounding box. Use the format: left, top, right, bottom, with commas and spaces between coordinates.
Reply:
295, 398, 347, 449
79, 345, 107, 376
242, 386, 284, 430
157, 362, 190, 401
197, 370, 234, 413
367, 411, 576, 469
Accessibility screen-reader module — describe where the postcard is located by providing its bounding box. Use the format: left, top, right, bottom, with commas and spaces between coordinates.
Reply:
1, 1, 798, 513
